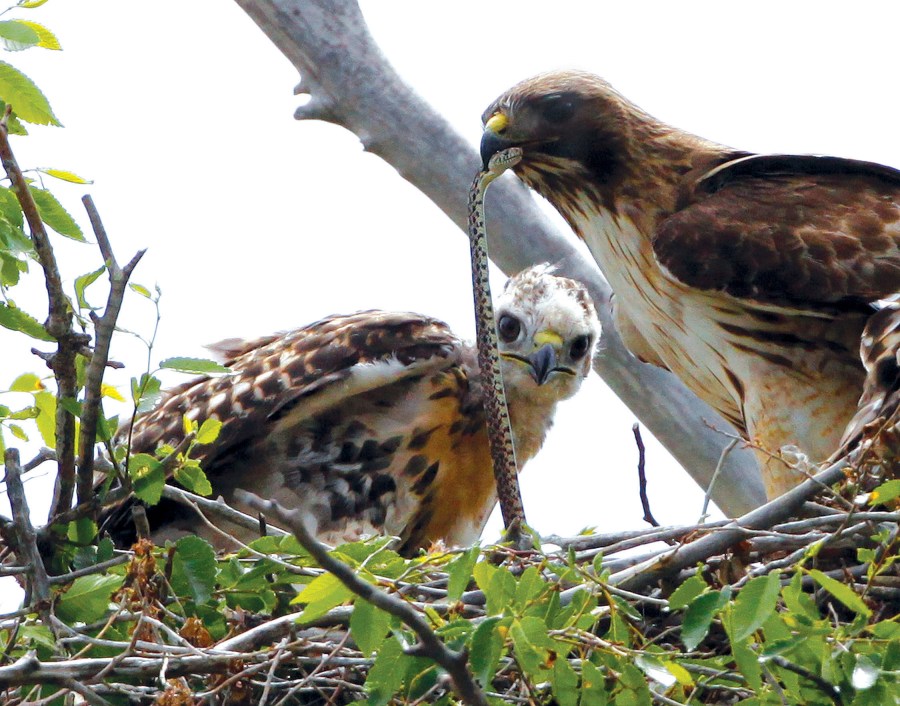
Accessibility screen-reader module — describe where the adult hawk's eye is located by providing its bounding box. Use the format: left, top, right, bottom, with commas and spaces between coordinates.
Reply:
540, 93, 576, 124
569, 335, 591, 360
497, 315, 521, 342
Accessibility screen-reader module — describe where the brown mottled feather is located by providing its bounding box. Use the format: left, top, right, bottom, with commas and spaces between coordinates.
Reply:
481, 70, 900, 500
104, 267, 600, 555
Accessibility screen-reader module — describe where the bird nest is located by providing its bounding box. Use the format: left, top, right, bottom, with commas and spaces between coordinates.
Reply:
1, 444, 897, 706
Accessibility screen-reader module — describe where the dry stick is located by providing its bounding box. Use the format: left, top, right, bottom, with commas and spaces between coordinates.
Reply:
236, 491, 490, 706
631, 424, 659, 527
2, 450, 55, 636
75, 196, 146, 506
0, 111, 83, 520
612, 454, 850, 593
467, 149, 527, 548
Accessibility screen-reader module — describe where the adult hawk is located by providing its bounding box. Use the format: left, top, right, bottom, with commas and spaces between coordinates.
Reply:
480, 70, 900, 500
106, 266, 600, 555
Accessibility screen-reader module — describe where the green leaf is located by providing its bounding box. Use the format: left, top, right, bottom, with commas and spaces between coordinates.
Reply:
870, 479, 900, 505
0, 61, 59, 125
365, 636, 406, 706
514, 565, 546, 609
15, 21, 60, 50
29, 187, 83, 240
807, 569, 872, 616
730, 572, 781, 641
551, 658, 579, 706
8, 422, 26, 440
20, 1, 51, 9
509, 616, 554, 680
160, 357, 231, 375
668, 572, 708, 610
97, 536, 115, 563
0, 20, 40, 51
132, 373, 162, 413
32, 390, 55, 446
469, 616, 504, 686
66, 517, 97, 544
74, 265, 106, 310
55, 574, 122, 624
0, 185, 23, 227
173, 463, 212, 496
350, 598, 391, 655
580, 661, 609, 705
128, 452, 165, 505
37, 167, 88, 183
9, 372, 40, 391
731, 635, 763, 691
129, 282, 152, 298
195, 417, 222, 445
782, 570, 820, 622
0, 301, 53, 340
634, 654, 677, 688
447, 545, 479, 602
170, 535, 217, 604
682, 589, 727, 651
295, 571, 353, 622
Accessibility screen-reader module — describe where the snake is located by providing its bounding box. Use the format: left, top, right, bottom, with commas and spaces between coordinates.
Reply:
466, 147, 528, 540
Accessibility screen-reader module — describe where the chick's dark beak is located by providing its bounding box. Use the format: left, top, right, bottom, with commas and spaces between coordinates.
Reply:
481, 112, 514, 170
527, 344, 558, 386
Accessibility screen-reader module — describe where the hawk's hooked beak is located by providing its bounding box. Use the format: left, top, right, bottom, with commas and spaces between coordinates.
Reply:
527, 343, 558, 386
481, 112, 515, 170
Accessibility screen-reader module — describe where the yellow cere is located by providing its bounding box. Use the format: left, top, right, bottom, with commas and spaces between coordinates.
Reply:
533, 330, 564, 347
485, 112, 508, 133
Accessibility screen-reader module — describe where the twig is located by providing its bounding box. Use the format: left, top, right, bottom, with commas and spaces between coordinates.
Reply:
632, 423, 659, 527
58, 677, 115, 706
76, 195, 146, 506
236, 490, 491, 706
160, 485, 289, 539
766, 655, 843, 706
612, 454, 850, 592
702, 438, 738, 520
0, 112, 83, 520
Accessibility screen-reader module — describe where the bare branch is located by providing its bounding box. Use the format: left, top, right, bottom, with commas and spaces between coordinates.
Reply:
75, 196, 146, 507
236, 490, 491, 706
611, 454, 850, 592
231, 0, 766, 515
3, 449, 54, 633
632, 424, 659, 527
0, 116, 82, 519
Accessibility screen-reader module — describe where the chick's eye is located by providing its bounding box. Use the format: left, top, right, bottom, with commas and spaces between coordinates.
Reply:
540, 93, 576, 124
569, 335, 591, 360
497, 315, 521, 343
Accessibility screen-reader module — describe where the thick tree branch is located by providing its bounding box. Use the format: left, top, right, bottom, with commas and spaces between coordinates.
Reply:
232, 0, 765, 515
237, 490, 491, 706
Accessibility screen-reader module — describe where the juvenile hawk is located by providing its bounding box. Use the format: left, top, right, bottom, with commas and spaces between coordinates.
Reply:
109, 266, 600, 554
480, 70, 900, 500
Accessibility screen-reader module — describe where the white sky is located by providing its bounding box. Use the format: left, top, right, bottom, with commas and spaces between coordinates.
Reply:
3, 1, 900, 607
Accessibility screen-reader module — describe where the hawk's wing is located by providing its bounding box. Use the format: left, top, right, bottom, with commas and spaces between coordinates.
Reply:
653, 154, 900, 308
128, 310, 461, 470
105, 311, 467, 547
839, 301, 900, 451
